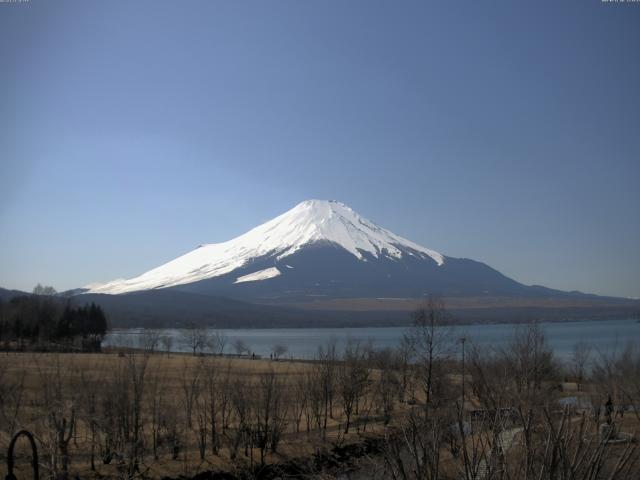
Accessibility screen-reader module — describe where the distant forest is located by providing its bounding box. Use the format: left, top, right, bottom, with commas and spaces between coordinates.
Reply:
0, 284, 107, 351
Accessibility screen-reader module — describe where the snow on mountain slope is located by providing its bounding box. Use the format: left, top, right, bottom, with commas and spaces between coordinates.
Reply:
86, 200, 444, 295
234, 267, 281, 284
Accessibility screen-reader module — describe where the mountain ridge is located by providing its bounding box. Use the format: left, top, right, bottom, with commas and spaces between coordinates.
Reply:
82, 199, 627, 304
85, 200, 445, 295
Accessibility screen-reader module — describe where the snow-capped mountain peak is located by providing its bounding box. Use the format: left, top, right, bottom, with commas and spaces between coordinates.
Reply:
262, 199, 444, 263
85, 200, 444, 294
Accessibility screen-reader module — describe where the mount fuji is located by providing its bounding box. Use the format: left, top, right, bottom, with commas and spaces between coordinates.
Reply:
86, 200, 560, 301
72, 200, 639, 327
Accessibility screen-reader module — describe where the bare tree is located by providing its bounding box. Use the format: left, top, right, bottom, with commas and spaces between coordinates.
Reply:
406, 296, 454, 407
146, 360, 166, 461
161, 335, 173, 357
194, 383, 208, 460
36, 356, 77, 480
253, 368, 288, 463
79, 363, 104, 471
593, 342, 640, 421
503, 322, 557, 406
218, 360, 233, 431
571, 341, 592, 390
316, 339, 338, 438
141, 329, 161, 354
468, 344, 513, 411
337, 339, 370, 433
615, 344, 640, 421
373, 348, 401, 425
272, 343, 288, 360
469, 323, 559, 412
33, 283, 57, 296
290, 370, 308, 433
233, 338, 250, 356
305, 368, 324, 432
160, 406, 182, 461
0, 355, 25, 439
210, 330, 227, 355
97, 359, 126, 466
200, 356, 221, 455
180, 359, 202, 430
95, 352, 150, 477
124, 352, 149, 478
382, 405, 450, 480
229, 376, 250, 461
395, 335, 413, 403
180, 324, 210, 356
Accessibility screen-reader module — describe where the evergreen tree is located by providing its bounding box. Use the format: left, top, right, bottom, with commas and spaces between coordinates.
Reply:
1, 295, 108, 351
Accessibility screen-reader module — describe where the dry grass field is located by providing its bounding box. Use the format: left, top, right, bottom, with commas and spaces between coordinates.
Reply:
0, 350, 398, 479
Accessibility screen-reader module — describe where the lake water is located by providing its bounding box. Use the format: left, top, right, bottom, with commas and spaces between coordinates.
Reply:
103, 318, 640, 362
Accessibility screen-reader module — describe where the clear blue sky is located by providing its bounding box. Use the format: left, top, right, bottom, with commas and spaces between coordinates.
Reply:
1, 0, 639, 298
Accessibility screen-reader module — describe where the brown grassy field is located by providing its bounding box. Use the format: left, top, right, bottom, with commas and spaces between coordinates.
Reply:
0, 350, 395, 479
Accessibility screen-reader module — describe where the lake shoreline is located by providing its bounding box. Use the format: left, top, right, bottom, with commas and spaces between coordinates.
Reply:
104, 318, 639, 361
107, 315, 639, 332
